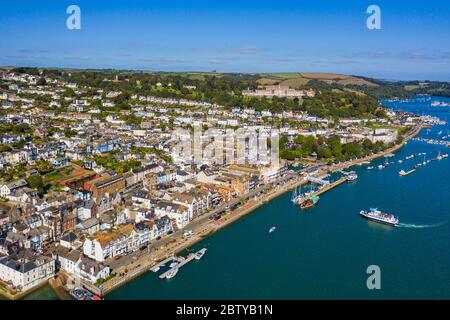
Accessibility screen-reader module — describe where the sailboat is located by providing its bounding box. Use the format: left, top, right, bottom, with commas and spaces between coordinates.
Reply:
291, 187, 299, 204
291, 186, 303, 205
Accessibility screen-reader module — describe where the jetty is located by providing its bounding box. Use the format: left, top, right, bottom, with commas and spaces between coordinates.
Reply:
310, 177, 347, 197
158, 254, 196, 279
306, 175, 330, 186
151, 256, 180, 272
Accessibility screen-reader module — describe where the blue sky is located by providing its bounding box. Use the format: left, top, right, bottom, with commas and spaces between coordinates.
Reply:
0, 0, 449, 80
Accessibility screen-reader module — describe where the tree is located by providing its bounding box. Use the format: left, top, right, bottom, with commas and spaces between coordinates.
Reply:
317, 147, 332, 159
37, 77, 47, 86
328, 135, 342, 157
26, 175, 46, 194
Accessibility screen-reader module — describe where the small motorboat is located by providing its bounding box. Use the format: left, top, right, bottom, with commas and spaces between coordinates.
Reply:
165, 268, 179, 279
169, 262, 179, 268
70, 288, 86, 300
151, 266, 160, 273
269, 226, 276, 233
195, 248, 207, 260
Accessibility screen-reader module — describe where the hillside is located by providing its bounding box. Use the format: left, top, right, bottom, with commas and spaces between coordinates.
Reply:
3, 66, 450, 101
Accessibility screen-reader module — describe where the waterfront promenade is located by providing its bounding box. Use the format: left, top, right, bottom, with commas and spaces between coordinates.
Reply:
81, 125, 424, 297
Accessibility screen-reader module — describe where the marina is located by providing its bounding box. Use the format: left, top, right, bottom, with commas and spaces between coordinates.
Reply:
291, 175, 347, 208
414, 137, 450, 147
157, 248, 207, 280
310, 177, 347, 197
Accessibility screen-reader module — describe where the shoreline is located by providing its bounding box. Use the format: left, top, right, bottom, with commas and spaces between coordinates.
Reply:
0, 279, 50, 300
14, 124, 423, 300
92, 124, 424, 298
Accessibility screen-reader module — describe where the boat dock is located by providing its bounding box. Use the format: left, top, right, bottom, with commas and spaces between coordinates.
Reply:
158, 254, 196, 279
306, 175, 331, 185
310, 177, 347, 197
151, 256, 182, 272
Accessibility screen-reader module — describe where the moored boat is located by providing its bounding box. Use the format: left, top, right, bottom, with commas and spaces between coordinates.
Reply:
151, 266, 160, 272
70, 287, 102, 300
165, 268, 179, 279
195, 248, 207, 260
300, 195, 320, 209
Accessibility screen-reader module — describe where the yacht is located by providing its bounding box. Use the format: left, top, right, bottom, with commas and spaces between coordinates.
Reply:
346, 173, 358, 182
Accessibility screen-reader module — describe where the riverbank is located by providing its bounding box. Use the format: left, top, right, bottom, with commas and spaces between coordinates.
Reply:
0, 279, 51, 300
90, 124, 423, 298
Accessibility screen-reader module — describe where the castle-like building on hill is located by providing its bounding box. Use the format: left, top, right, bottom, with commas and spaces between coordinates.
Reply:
242, 85, 315, 98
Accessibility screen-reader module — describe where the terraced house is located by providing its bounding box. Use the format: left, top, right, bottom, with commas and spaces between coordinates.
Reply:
82, 223, 150, 262
171, 189, 211, 219
154, 201, 190, 229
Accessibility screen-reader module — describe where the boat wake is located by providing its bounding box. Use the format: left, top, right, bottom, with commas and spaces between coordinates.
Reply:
396, 220, 448, 229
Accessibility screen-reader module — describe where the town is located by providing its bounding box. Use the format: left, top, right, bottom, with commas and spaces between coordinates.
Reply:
0, 68, 437, 299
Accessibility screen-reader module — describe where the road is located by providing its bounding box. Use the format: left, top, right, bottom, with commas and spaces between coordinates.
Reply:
106, 171, 300, 271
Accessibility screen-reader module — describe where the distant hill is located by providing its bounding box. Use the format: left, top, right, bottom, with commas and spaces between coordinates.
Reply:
3, 66, 449, 98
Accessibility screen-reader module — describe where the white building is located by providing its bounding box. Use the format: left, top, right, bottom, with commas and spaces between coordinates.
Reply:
0, 255, 55, 292
53, 247, 110, 284
82, 223, 150, 262
155, 201, 190, 229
